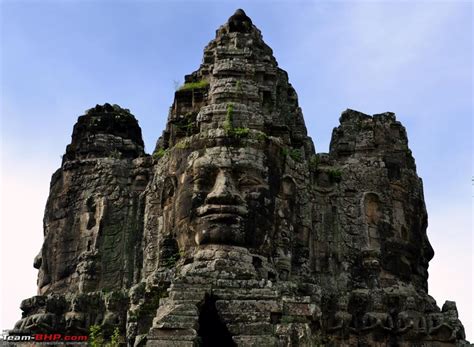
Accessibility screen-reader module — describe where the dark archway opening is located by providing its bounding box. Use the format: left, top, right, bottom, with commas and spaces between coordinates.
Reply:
198, 295, 235, 347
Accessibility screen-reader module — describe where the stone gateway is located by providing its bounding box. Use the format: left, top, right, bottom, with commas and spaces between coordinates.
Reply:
13, 9, 468, 347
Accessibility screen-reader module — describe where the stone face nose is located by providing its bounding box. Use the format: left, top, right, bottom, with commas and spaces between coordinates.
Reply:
205, 170, 243, 205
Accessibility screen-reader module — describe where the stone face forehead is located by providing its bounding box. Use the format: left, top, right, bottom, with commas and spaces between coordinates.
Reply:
189, 146, 267, 172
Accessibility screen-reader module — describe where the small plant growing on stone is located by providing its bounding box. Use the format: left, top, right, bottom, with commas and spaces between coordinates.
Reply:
110, 149, 122, 159
224, 103, 234, 134
289, 149, 302, 162
235, 80, 243, 94
280, 316, 294, 323
222, 103, 249, 139
232, 127, 249, 138
162, 253, 180, 268
89, 325, 105, 347
328, 169, 342, 183
109, 327, 121, 347
89, 325, 122, 347
282, 148, 302, 162
111, 104, 131, 114
152, 148, 167, 160
175, 141, 188, 149
255, 131, 268, 141
309, 155, 319, 171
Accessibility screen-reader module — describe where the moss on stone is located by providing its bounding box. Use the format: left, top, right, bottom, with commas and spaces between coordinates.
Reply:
152, 148, 167, 159
282, 148, 303, 162
328, 169, 342, 183
309, 155, 319, 171
178, 79, 209, 91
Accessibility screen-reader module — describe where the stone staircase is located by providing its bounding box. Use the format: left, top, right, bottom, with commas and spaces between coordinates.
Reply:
146, 266, 318, 346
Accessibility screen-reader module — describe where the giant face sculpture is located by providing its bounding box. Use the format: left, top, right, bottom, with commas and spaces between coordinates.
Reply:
170, 145, 278, 252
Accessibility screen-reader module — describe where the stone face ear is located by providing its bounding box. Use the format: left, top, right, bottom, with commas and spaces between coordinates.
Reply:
161, 175, 177, 209
281, 176, 296, 197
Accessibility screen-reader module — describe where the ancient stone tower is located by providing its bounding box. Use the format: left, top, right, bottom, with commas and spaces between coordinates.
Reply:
14, 9, 467, 347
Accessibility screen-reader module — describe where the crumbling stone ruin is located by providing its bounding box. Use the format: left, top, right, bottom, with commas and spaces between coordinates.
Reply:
14, 9, 468, 347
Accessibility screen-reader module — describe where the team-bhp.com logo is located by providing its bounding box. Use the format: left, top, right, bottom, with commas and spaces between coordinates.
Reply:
1, 331, 88, 343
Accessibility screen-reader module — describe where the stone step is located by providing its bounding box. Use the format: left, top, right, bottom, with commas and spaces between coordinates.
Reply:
232, 335, 277, 346
165, 303, 199, 316
147, 327, 197, 340
216, 299, 281, 314
169, 289, 207, 301
220, 311, 271, 323
161, 298, 203, 306
215, 278, 272, 289
212, 288, 279, 300
152, 315, 199, 331
227, 322, 275, 336
170, 282, 213, 290
146, 341, 196, 347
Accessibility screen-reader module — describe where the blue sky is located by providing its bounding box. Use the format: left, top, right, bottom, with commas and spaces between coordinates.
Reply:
1, 0, 472, 339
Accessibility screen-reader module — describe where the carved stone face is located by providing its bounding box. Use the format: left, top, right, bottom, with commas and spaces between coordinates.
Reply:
373, 295, 384, 311
406, 296, 416, 310
173, 146, 275, 250
338, 296, 349, 310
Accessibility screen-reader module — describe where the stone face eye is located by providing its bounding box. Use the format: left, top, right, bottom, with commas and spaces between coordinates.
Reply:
192, 167, 217, 191
238, 176, 261, 188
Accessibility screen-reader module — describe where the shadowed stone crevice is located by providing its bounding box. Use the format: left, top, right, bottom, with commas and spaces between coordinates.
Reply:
198, 295, 235, 347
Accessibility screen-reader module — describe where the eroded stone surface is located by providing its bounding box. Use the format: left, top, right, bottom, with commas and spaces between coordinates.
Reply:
14, 9, 467, 347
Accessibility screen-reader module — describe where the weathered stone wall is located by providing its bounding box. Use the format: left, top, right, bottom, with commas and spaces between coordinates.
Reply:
35, 104, 151, 295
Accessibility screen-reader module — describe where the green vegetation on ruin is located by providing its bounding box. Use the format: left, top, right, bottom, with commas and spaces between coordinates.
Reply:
255, 131, 268, 141
89, 325, 121, 347
174, 111, 197, 136
163, 253, 180, 268
175, 140, 188, 149
223, 103, 250, 138
328, 169, 342, 183
282, 147, 303, 162
232, 127, 250, 138
178, 79, 209, 91
152, 148, 167, 159
235, 80, 243, 94
109, 149, 122, 159
224, 103, 234, 134
309, 155, 319, 171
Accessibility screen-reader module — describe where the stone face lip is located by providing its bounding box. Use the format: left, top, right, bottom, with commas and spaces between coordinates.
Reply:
13, 9, 468, 347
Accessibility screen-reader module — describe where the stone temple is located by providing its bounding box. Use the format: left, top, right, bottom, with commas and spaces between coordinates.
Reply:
13, 9, 468, 347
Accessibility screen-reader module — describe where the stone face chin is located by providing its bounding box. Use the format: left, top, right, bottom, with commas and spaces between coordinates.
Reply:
13, 9, 467, 347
